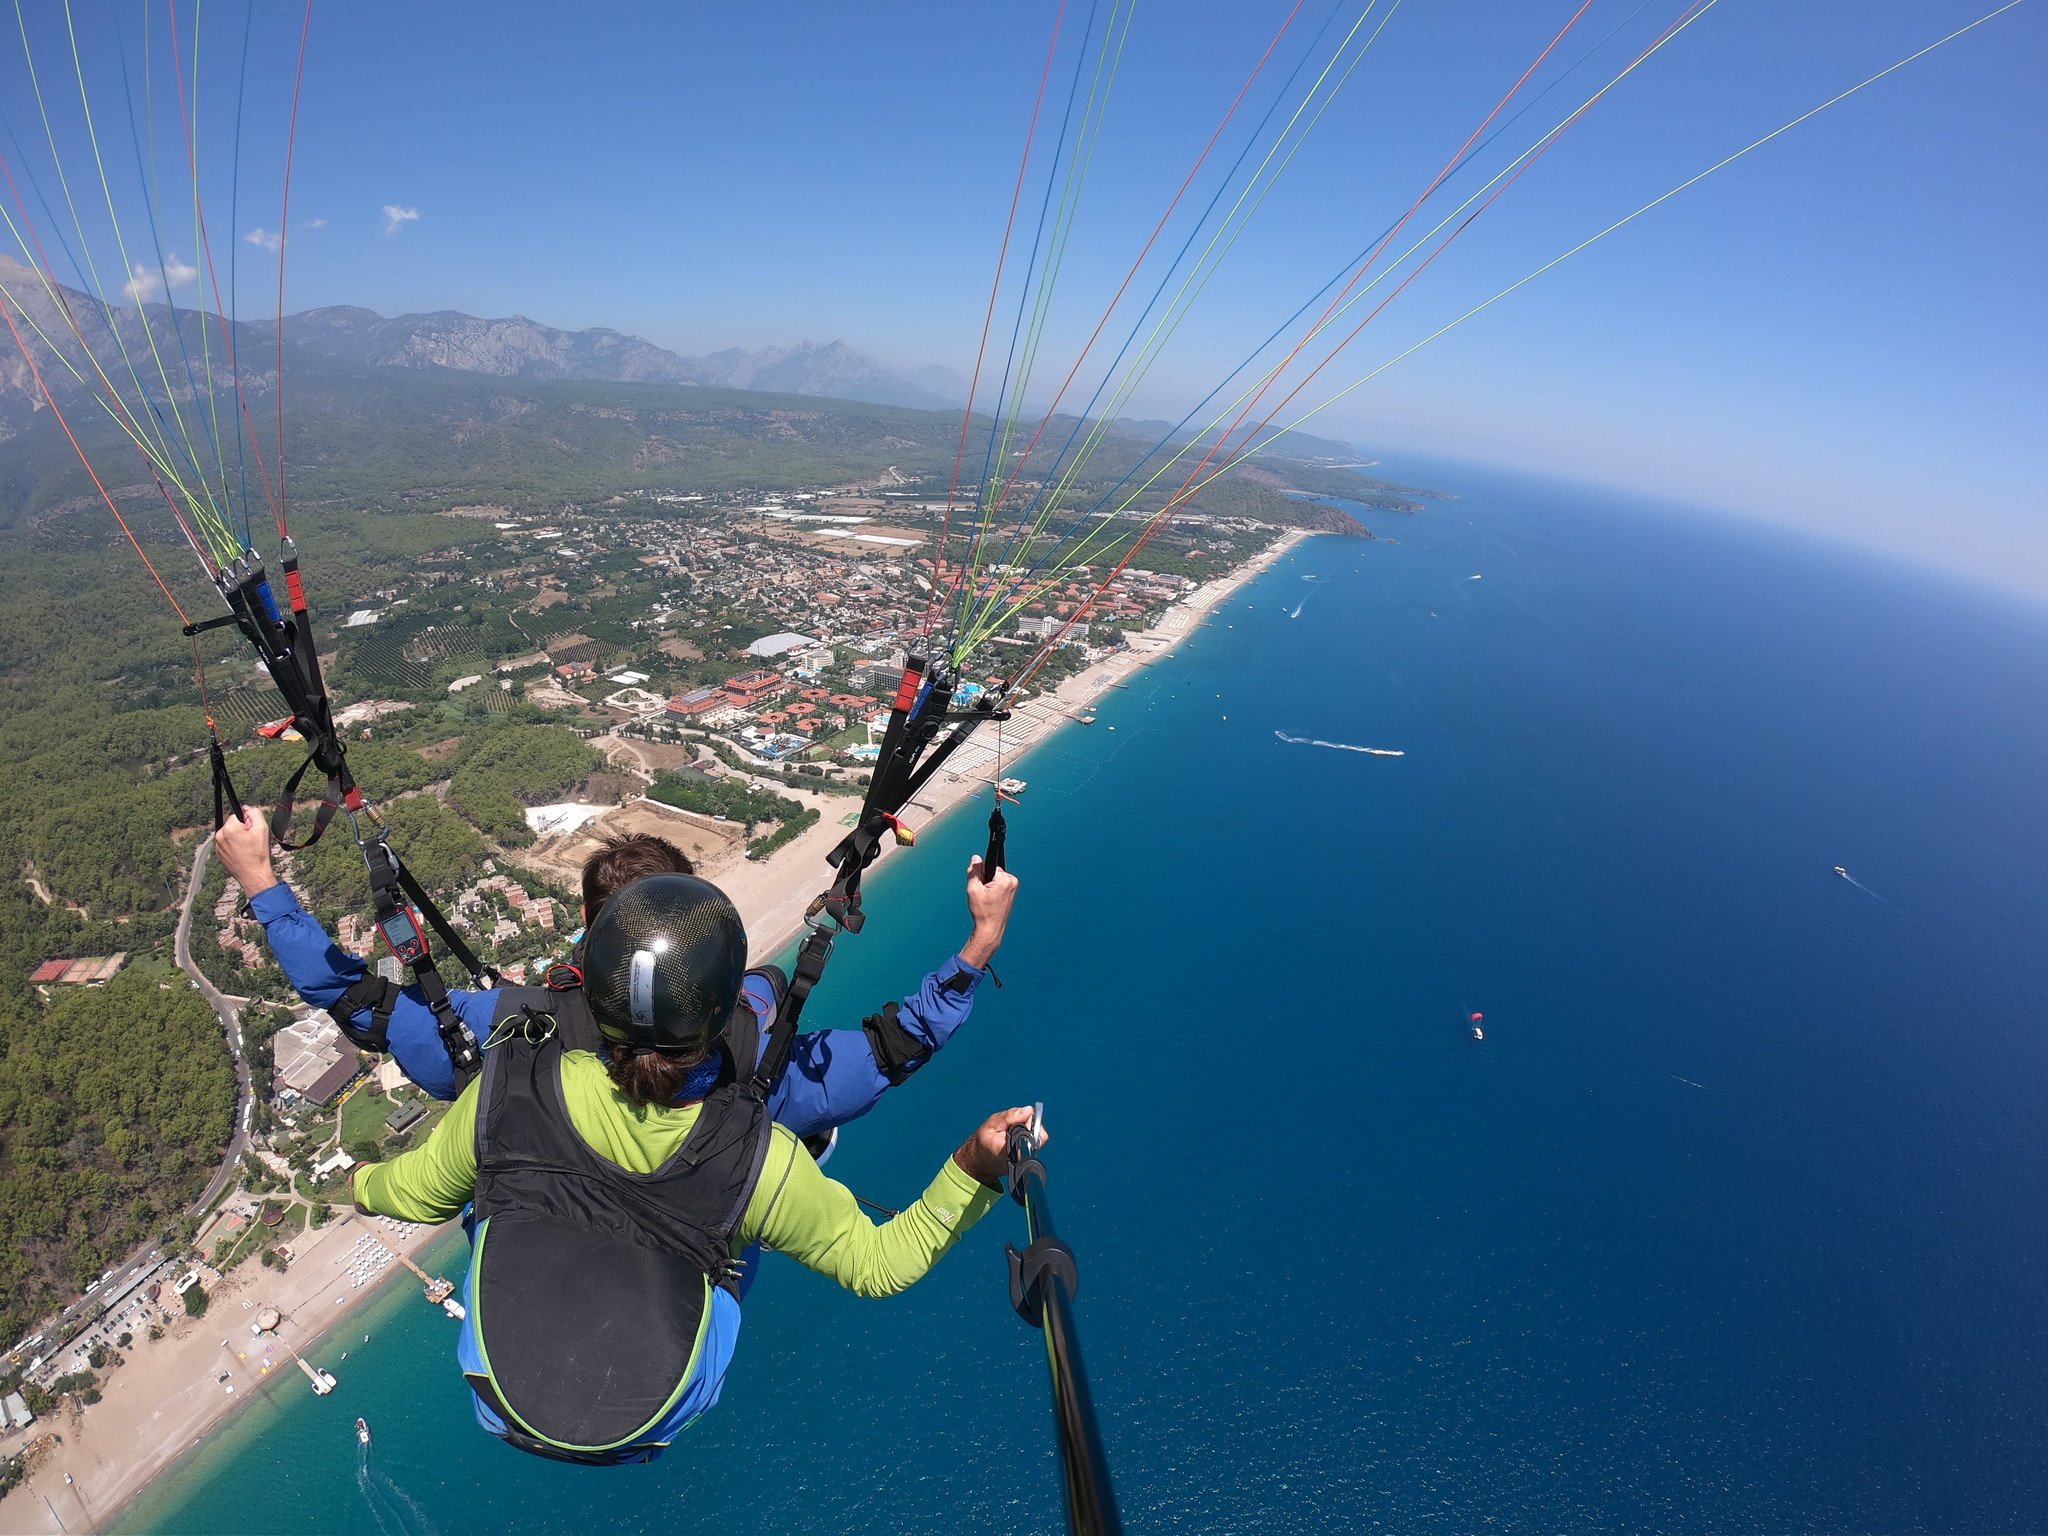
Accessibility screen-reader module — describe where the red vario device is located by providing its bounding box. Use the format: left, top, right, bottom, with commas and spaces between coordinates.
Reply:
377, 904, 432, 967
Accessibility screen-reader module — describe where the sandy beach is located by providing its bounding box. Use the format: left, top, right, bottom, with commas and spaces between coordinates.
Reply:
728, 529, 1307, 959
0, 528, 1306, 1534
4, 1208, 459, 1535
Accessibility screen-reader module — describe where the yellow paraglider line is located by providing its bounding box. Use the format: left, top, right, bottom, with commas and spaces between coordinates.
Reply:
956, 0, 1407, 655
999, 0, 2032, 690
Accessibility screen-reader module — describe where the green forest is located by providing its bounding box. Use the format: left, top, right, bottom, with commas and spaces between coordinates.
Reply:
0, 964, 233, 1342
646, 769, 810, 835
0, 350, 1430, 1346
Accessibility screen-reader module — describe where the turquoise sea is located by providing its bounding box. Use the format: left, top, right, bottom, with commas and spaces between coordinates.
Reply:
117, 457, 2048, 1534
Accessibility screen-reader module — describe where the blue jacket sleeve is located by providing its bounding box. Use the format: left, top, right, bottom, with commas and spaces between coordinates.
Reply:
764, 953, 987, 1141
247, 884, 494, 1102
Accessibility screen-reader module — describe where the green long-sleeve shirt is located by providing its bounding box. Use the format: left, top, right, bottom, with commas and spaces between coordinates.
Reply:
352, 1051, 1001, 1298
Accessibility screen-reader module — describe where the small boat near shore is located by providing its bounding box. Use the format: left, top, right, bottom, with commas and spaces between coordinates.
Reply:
997, 777, 1027, 796
1834, 866, 1850, 878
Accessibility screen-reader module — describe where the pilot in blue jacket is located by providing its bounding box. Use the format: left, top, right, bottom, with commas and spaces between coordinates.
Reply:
211, 818, 1017, 1142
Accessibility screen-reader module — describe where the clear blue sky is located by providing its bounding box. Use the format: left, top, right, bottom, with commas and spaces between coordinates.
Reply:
22, 1, 2047, 594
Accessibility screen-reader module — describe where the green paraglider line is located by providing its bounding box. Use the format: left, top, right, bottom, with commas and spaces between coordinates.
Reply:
1005, 0, 2033, 693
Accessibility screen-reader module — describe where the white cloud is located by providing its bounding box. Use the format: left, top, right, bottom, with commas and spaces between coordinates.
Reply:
244, 218, 327, 252
122, 253, 199, 302
381, 204, 419, 236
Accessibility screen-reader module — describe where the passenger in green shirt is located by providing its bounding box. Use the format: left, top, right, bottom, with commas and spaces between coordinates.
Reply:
350, 871, 1040, 1463
353, 1057, 1029, 1296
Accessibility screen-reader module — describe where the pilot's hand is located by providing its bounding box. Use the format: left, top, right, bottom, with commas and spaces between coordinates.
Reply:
953, 1106, 1043, 1189
212, 807, 280, 899
961, 856, 1018, 968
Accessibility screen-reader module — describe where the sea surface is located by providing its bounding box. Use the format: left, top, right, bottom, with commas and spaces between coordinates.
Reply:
116, 458, 2048, 1534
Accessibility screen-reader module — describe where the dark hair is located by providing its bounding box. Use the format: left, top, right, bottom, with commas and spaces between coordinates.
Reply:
603, 1040, 713, 1108
581, 833, 693, 922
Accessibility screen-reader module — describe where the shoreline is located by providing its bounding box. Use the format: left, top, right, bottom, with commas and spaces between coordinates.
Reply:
7, 1207, 462, 1535
20, 529, 1310, 1533
721, 529, 1309, 959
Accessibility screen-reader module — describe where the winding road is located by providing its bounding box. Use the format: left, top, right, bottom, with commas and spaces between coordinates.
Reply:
175, 836, 253, 1213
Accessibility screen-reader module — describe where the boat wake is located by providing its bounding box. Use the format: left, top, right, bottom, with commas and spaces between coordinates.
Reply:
357, 1442, 437, 1536
1288, 601, 1305, 618
1834, 866, 1897, 908
1275, 731, 1403, 756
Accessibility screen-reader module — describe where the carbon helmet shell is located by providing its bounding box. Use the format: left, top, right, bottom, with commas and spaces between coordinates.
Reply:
580, 874, 747, 1050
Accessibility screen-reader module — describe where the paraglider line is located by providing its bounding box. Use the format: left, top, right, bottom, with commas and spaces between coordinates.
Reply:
920, 0, 1072, 639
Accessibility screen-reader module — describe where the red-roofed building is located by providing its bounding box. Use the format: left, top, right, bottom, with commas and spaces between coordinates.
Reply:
724, 670, 784, 703
668, 688, 725, 719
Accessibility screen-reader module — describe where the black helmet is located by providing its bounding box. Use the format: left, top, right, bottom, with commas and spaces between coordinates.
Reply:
581, 874, 747, 1051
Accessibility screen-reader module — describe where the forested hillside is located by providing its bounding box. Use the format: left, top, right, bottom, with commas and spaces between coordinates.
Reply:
0, 333, 1441, 1334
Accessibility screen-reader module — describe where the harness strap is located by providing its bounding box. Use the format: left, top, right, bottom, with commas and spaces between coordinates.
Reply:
360, 836, 482, 1082
859, 999, 933, 1086
334, 974, 400, 1053
269, 751, 351, 852
392, 855, 495, 988
208, 737, 245, 834
751, 926, 830, 1098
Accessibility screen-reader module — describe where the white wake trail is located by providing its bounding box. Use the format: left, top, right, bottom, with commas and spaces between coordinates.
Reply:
1275, 731, 1403, 756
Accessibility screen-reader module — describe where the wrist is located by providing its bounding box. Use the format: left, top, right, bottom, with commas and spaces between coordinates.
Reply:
239, 870, 280, 900
952, 1141, 1002, 1191
959, 926, 1004, 969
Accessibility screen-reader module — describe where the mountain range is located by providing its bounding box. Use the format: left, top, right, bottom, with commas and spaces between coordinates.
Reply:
268, 306, 968, 410
0, 258, 1411, 535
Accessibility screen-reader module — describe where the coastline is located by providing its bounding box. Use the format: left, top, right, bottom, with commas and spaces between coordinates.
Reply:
8, 1208, 462, 1535
728, 529, 1310, 959
22, 529, 1309, 1534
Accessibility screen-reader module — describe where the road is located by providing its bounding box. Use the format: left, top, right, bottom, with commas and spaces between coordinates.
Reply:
5, 840, 253, 1385
175, 836, 253, 1214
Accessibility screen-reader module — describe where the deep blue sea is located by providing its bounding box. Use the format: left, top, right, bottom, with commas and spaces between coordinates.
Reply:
117, 457, 2048, 1534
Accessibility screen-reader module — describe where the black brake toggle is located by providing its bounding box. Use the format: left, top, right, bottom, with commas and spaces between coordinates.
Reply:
1006, 1236, 1080, 1328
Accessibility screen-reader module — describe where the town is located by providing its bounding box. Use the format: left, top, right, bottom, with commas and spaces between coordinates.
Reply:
0, 477, 1291, 1490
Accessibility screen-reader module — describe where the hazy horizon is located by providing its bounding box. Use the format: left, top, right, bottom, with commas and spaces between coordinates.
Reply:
4, 0, 2037, 595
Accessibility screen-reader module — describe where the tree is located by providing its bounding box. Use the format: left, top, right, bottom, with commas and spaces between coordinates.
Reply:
182, 1285, 208, 1317
310, 1202, 331, 1229
344, 1137, 380, 1166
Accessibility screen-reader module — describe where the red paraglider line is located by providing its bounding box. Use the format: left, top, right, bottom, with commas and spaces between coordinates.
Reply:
919, 0, 1073, 642
1009, 1, 1616, 690
166, 0, 283, 535
1143, 0, 1606, 520
0, 284, 192, 626
274, 0, 315, 536
979, 1, 1307, 526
